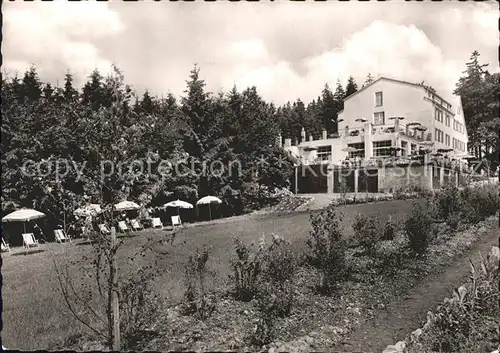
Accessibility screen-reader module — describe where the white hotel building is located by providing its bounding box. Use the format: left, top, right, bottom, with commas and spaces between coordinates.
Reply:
280, 77, 470, 193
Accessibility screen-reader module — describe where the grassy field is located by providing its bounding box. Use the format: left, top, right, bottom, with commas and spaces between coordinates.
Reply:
1, 200, 413, 350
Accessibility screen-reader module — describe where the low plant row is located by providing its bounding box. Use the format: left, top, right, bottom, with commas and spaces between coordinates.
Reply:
383, 246, 499, 353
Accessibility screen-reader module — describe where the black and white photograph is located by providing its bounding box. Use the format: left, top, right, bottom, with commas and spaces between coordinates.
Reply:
1, 0, 499, 352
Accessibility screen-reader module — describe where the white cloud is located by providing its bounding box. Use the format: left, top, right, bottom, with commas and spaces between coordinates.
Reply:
222, 20, 463, 104
229, 39, 268, 59
2, 1, 497, 105
2, 1, 124, 84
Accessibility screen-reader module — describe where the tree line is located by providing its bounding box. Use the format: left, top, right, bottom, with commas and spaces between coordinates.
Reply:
1, 50, 498, 224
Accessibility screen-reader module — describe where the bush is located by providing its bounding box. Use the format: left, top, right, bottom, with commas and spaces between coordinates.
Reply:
180, 247, 216, 320
230, 238, 263, 302
405, 199, 433, 256
231, 234, 297, 302
306, 205, 348, 294
243, 235, 298, 347
352, 214, 380, 255
382, 215, 396, 241
261, 234, 297, 285
434, 184, 463, 221
405, 247, 500, 353
459, 185, 499, 224
120, 263, 163, 350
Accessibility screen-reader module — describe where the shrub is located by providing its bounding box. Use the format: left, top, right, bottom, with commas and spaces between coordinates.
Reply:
230, 238, 263, 302
405, 247, 500, 353
405, 199, 432, 256
434, 184, 462, 221
306, 205, 348, 294
261, 234, 297, 285
460, 185, 500, 224
382, 215, 396, 241
244, 235, 298, 347
180, 246, 216, 320
352, 214, 380, 255
120, 263, 163, 350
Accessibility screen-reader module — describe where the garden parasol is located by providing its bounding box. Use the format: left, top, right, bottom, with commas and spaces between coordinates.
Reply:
163, 199, 194, 215
2, 209, 46, 233
114, 201, 140, 212
196, 196, 222, 221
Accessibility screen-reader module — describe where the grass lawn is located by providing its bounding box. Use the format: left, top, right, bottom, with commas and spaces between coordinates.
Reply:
1, 200, 413, 350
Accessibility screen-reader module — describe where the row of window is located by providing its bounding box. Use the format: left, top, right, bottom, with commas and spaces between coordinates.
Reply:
453, 138, 466, 152
453, 120, 465, 134
435, 128, 466, 151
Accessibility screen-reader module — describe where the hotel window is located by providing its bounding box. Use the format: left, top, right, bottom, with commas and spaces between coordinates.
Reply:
375, 91, 383, 107
453, 119, 457, 131
435, 128, 444, 143
373, 140, 392, 157
445, 115, 451, 127
401, 141, 408, 156
316, 146, 332, 161
453, 137, 457, 149
374, 112, 385, 125
435, 108, 443, 123
347, 142, 365, 158
445, 134, 450, 146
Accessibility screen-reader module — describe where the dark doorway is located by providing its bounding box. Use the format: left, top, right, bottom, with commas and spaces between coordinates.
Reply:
297, 164, 328, 193
358, 168, 379, 193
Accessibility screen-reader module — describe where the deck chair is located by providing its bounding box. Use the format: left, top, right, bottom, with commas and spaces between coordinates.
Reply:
54, 229, 71, 243
130, 219, 143, 231
151, 217, 164, 230
22, 233, 39, 254
1, 238, 11, 253
118, 221, 129, 233
171, 215, 182, 229
98, 224, 111, 235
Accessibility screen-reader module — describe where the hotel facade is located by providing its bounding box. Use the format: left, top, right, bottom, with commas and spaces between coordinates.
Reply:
280, 77, 470, 194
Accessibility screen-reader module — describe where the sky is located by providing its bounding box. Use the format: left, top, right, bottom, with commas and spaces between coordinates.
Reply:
2, 0, 498, 105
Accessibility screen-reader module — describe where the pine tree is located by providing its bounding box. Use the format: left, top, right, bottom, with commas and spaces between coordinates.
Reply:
42, 83, 54, 101
63, 73, 79, 102
20, 66, 42, 102
332, 80, 345, 132
345, 76, 358, 98
363, 73, 374, 87
139, 90, 154, 114
321, 83, 337, 133
82, 69, 106, 110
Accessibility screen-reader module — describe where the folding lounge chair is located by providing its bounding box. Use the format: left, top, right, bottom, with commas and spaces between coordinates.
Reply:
130, 219, 143, 231
1, 238, 11, 253
99, 224, 111, 235
118, 221, 129, 233
22, 233, 39, 254
171, 215, 182, 229
151, 218, 164, 230
54, 229, 71, 243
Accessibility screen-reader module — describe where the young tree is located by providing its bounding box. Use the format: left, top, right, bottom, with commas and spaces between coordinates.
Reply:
321, 84, 337, 134
345, 76, 358, 98
363, 73, 374, 87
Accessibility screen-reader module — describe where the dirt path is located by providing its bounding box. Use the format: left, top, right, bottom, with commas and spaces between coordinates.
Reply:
331, 226, 499, 353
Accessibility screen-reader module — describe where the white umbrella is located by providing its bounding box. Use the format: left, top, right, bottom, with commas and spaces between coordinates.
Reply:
114, 201, 140, 212
2, 208, 46, 233
74, 204, 102, 217
163, 199, 194, 215
196, 196, 222, 221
